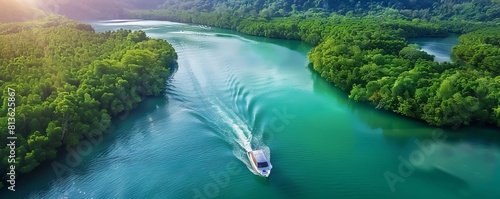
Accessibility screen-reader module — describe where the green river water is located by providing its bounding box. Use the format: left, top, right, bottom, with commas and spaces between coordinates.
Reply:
1, 20, 499, 199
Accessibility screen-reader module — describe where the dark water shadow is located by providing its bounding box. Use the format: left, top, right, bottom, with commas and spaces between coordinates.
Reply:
306, 61, 500, 146
0, 96, 169, 198
168, 61, 179, 78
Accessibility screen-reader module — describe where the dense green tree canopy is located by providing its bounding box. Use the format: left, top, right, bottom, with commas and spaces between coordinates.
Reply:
453, 28, 500, 74
310, 27, 500, 127
0, 16, 177, 183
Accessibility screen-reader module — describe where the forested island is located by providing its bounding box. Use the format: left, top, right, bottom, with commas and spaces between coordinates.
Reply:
0, 3, 177, 188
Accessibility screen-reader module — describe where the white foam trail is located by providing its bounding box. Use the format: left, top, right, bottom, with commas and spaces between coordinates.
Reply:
212, 104, 253, 152
178, 35, 270, 175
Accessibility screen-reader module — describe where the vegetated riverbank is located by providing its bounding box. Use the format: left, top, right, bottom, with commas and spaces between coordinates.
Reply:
6, 20, 500, 199
0, 15, 177, 189
125, 9, 500, 128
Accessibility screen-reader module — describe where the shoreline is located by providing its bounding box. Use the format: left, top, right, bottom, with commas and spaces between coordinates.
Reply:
112, 12, 500, 129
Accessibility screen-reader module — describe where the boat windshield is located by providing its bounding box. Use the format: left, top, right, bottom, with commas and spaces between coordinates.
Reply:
257, 162, 268, 168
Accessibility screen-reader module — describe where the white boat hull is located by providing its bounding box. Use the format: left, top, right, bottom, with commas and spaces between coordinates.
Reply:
247, 151, 272, 178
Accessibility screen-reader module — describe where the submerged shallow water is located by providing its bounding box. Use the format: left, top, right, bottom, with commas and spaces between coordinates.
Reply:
2, 21, 499, 199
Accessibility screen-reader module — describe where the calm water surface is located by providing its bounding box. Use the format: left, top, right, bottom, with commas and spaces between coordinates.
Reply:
408, 34, 460, 62
2, 21, 499, 199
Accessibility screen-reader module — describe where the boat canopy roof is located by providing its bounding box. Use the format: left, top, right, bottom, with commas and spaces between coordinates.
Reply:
251, 150, 268, 163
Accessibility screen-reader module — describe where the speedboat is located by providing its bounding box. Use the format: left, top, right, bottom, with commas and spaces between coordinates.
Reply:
247, 149, 272, 177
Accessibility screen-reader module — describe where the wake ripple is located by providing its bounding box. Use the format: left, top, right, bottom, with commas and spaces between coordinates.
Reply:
174, 46, 270, 174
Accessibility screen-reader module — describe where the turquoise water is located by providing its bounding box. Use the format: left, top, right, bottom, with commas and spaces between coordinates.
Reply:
1, 21, 499, 199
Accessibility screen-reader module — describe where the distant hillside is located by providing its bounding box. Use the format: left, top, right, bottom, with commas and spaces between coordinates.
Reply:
159, 0, 499, 22
0, 0, 47, 23
31, 0, 165, 20
27, 0, 500, 21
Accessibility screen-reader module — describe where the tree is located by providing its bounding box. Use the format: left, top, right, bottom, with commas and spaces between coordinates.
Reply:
0, 16, 177, 178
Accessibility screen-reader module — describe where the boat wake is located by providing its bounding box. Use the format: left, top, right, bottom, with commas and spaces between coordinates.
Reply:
206, 88, 271, 175
210, 95, 273, 176
177, 50, 271, 175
